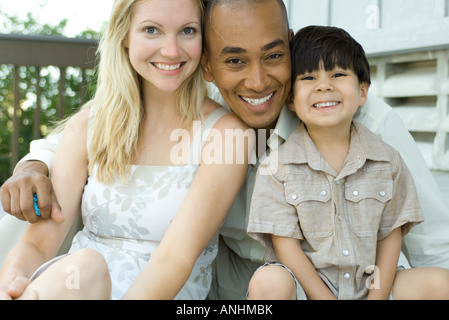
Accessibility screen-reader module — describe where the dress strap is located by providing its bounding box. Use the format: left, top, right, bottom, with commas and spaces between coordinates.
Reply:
189, 107, 231, 165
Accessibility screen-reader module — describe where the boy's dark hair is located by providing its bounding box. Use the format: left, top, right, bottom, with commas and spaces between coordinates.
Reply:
291, 26, 371, 85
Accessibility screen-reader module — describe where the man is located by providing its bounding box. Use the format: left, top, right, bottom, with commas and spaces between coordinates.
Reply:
2, 0, 449, 299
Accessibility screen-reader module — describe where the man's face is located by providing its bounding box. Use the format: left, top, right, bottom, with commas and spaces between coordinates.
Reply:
202, 1, 292, 130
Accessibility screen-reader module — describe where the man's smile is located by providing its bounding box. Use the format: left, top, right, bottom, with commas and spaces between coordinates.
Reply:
240, 92, 275, 107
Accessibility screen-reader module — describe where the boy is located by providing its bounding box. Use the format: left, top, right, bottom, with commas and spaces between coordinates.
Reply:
247, 26, 449, 300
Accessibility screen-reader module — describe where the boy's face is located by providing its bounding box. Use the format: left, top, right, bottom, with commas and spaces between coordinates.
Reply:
290, 64, 369, 131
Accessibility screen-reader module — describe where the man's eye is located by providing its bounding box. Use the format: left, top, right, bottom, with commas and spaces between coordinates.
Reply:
227, 58, 242, 64
268, 53, 282, 60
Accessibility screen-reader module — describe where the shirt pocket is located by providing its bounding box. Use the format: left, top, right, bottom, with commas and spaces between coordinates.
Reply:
285, 181, 333, 238
345, 180, 393, 237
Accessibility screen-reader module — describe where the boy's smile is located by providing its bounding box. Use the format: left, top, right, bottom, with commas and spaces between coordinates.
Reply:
290, 66, 369, 132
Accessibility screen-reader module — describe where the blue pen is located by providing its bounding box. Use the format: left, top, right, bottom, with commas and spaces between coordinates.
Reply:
33, 194, 41, 217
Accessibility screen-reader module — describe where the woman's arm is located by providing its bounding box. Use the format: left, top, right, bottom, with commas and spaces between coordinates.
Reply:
123, 112, 254, 300
367, 227, 402, 300
272, 235, 337, 300
0, 109, 89, 299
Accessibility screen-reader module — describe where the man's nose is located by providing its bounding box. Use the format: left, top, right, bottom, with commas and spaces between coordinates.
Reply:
244, 63, 270, 91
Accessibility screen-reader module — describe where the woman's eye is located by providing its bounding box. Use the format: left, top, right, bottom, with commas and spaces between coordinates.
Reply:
145, 27, 159, 34
182, 27, 196, 35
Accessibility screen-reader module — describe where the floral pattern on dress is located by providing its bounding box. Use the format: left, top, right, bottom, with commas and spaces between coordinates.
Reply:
70, 164, 218, 300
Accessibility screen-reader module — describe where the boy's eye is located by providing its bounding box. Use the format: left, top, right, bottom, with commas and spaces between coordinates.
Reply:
300, 75, 315, 81
333, 72, 346, 78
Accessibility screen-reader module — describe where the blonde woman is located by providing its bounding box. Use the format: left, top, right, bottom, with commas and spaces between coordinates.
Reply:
0, 0, 252, 300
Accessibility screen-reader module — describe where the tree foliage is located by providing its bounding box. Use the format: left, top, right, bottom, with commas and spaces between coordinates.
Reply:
0, 6, 101, 185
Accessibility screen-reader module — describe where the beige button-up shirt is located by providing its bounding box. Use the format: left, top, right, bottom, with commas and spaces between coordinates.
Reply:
248, 121, 424, 299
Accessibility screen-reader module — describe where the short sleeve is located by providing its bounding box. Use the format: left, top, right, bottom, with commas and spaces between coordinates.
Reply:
247, 156, 302, 261
378, 153, 424, 240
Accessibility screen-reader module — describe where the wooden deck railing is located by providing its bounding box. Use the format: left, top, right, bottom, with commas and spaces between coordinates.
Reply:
0, 34, 98, 176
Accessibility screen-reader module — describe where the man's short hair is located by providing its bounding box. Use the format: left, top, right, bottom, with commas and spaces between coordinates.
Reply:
203, 0, 290, 49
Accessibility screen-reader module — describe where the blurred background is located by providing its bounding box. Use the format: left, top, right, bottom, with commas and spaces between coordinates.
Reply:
0, 0, 448, 209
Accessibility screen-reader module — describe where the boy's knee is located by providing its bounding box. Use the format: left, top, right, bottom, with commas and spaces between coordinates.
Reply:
248, 265, 296, 300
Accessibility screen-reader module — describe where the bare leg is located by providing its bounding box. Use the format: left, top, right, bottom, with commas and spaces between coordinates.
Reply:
247, 265, 296, 300
392, 267, 449, 300
19, 248, 111, 300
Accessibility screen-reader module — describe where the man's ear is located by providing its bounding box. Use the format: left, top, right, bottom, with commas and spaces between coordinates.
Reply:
201, 51, 214, 83
289, 29, 295, 41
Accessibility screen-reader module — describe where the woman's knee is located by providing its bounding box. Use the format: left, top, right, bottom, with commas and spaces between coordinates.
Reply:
24, 248, 111, 300
248, 265, 296, 300
68, 248, 111, 297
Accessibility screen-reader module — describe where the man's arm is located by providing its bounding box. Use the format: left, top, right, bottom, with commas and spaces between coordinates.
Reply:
355, 95, 449, 268
0, 134, 62, 224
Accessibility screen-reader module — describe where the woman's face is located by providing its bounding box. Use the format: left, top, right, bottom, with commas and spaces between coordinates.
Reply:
125, 0, 203, 93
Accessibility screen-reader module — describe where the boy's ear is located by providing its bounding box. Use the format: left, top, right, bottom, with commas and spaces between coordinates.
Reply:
359, 82, 370, 106
287, 92, 295, 111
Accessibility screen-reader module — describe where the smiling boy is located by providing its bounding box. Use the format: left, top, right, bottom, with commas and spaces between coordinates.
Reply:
247, 26, 449, 300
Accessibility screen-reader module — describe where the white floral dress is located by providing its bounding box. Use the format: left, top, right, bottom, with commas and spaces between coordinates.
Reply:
68, 107, 229, 300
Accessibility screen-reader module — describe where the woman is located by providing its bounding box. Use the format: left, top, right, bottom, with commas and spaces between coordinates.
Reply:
0, 0, 253, 300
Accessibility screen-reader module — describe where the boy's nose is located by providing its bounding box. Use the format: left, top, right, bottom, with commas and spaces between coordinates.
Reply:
315, 78, 334, 92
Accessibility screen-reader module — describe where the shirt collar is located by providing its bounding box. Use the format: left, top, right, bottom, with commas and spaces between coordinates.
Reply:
267, 104, 300, 152
280, 121, 392, 175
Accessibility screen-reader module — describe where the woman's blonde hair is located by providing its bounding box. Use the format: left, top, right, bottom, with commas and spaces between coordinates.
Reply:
89, 0, 207, 184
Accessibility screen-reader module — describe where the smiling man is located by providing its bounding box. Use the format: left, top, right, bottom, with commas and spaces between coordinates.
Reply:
202, 0, 292, 130
1, 0, 449, 300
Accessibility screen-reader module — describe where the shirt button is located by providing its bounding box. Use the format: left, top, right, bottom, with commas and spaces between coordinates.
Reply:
380, 191, 386, 197
291, 194, 298, 200
335, 180, 340, 185
352, 190, 359, 197
344, 273, 351, 280
342, 250, 349, 256
320, 190, 327, 197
